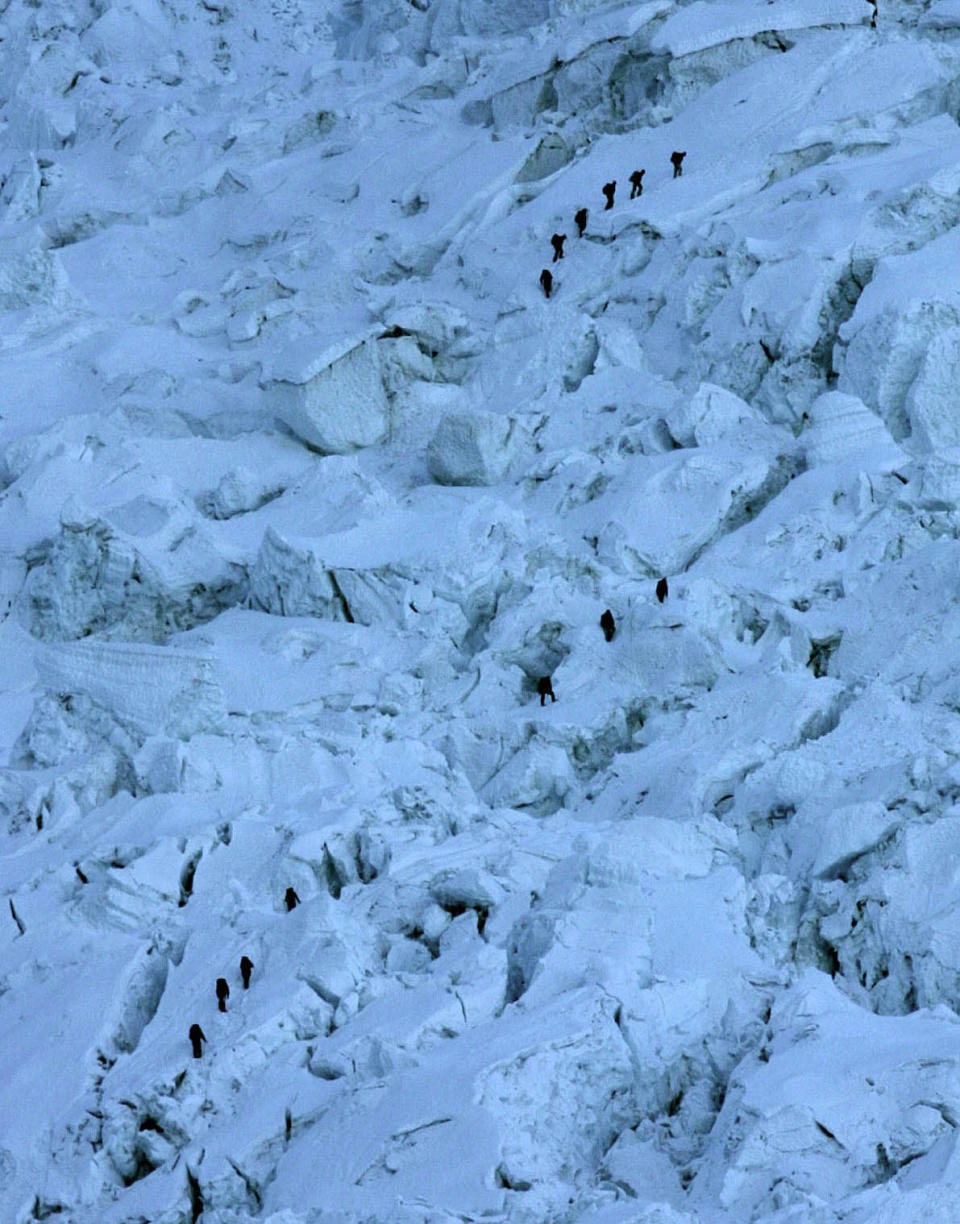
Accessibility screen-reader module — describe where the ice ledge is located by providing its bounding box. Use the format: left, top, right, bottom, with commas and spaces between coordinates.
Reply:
651, 0, 868, 58
34, 639, 227, 739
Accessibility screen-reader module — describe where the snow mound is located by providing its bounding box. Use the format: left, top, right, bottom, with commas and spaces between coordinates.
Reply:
427, 409, 522, 485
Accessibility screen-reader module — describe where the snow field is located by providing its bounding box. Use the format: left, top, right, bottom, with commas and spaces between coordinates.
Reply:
6, 0, 960, 1221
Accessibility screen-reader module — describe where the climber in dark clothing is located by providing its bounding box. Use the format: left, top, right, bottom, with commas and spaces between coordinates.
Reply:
240, 955, 254, 989
537, 676, 556, 706
189, 1023, 207, 1059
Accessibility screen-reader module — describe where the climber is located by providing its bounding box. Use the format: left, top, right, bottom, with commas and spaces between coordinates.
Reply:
537, 676, 557, 706
602, 180, 616, 210
240, 955, 254, 989
629, 169, 645, 198
216, 977, 229, 1013
189, 1023, 207, 1059
670, 151, 686, 179
656, 577, 668, 603
600, 609, 616, 641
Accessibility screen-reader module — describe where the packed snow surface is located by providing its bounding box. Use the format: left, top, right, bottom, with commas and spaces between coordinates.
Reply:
5, 0, 960, 1220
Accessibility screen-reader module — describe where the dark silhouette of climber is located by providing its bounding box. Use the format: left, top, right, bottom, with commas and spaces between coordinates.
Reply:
551, 233, 566, 262
189, 1023, 207, 1059
670, 151, 686, 179
629, 169, 645, 198
575, 207, 587, 237
656, 577, 668, 603
602, 181, 616, 210
285, 886, 300, 911
600, 609, 616, 642
539, 268, 553, 299
537, 676, 556, 706
216, 977, 229, 1013
240, 955, 254, 989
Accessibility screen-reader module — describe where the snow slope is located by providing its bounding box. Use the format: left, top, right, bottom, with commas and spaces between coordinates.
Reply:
4, 0, 960, 1220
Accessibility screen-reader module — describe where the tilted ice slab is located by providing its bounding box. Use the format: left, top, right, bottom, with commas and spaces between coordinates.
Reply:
18, 509, 249, 643
692, 971, 960, 1220
593, 665, 846, 824
0, 923, 152, 1218
171, 607, 416, 720
249, 488, 530, 638
828, 538, 960, 695
584, 445, 786, 577
2, 411, 294, 640
839, 225, 960, 443
427, 408, 525, 486
693, 450, 912, 612
800, 391, 904, 468
265, 986, 635, 1220
505, 819, 754, 1013
807, 811, 960, 1017
33, 639, 226, 739
680, 383, 796, 457
650, 0, 868, 58
262, 331, 390, 455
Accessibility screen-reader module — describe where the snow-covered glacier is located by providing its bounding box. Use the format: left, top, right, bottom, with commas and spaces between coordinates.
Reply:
5, 0, 960, 1220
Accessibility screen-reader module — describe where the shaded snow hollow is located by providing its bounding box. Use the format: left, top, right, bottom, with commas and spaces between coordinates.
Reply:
3, 0, 960, 1221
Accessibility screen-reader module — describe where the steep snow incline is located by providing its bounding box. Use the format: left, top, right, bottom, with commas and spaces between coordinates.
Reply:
5, 0, 960, 1221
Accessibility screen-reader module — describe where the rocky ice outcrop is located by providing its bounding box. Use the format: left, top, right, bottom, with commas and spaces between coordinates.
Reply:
263, 333, 390, 454
17, 505, 247, 643
800, 391, 904, 467
692, 973, 960, 1220
33, 639, 226, 739
838, 229, 960, 442
904, 325, 960, 450
427, 408, 522, 485
382, 301, 481, 384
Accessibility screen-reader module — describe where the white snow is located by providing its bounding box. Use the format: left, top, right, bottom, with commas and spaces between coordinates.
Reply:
4, 0, 960, 1221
